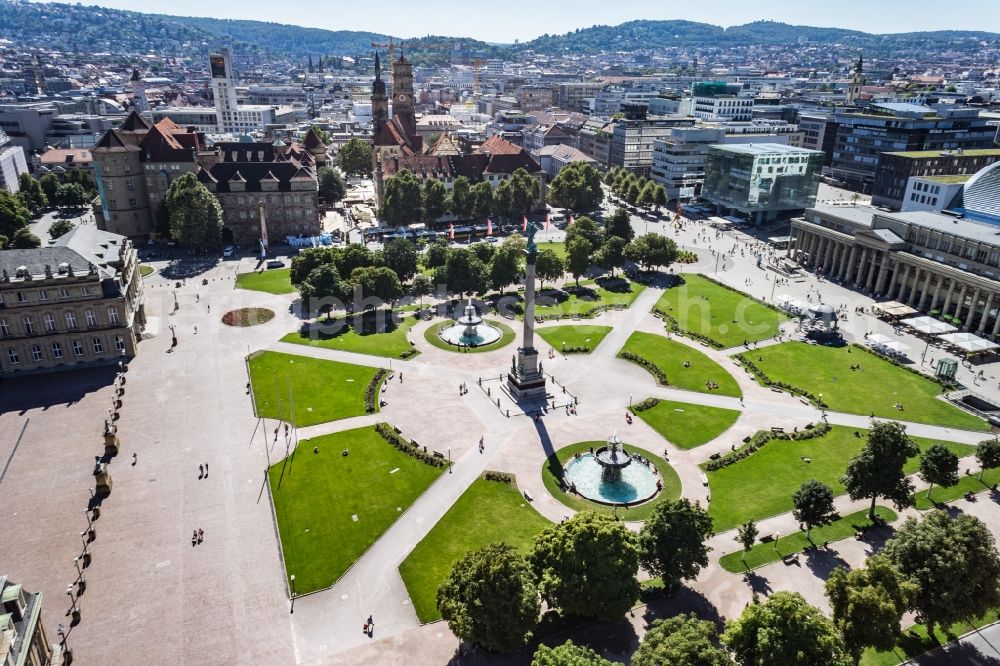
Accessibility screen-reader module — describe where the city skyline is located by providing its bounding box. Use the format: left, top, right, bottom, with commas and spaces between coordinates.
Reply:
27, 0, 1000, 43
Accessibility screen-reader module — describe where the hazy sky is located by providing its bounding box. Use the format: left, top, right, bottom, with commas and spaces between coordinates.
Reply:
37, 0, 1000, 42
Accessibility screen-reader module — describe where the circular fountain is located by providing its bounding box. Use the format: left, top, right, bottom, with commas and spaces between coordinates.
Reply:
563, 434, 660, 506
438, 298, 502, 347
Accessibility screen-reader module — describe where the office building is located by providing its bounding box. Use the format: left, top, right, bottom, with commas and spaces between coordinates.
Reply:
872, 148, 1000, 210
900, 175, 968, 212
0, 226, 145, 376
608, 106, 695, 176
702, 143, 824, 223
209, 50, 293, 134
691, 82, 753, 122
0, 131, 28, 194
790, 200, 1000, 335
828, 103, 996, 191
792, 113, 837, 165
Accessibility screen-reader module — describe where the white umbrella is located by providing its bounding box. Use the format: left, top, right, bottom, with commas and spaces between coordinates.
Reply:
900, 316, 958, 335
867, 333, 893, 346
938, 332, 1000, 352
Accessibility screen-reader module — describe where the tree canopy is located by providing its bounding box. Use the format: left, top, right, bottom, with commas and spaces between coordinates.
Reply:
722, 591, 852, 666
637, 498, 714, 589
338, 137, 371, 176
606, 207, 635, 242
48, 218, 75, 239
164, 172, 223, 252
380, 169, 423, 227
299, 264, 348, 316
381, 238, 418, 283
489, 237, 524, 294
317, 166, 346, 203
547, 161, 604, 212
436, 542, 539, 653
632, 613, 731, 666
977, 438, 1000, 481
529, 512, 640, 621
531, 640, 617, 666
17, 173, 47, 215
918, 443, 959, 500
883, 510, 1000, 636
566, 237, 593, 286
792, 479, 836, 540
10, 227, 41, 249
841, 421, 919, 518
535, 248, 565, 288
624, 233, 679, 271
0, 190, 32, 238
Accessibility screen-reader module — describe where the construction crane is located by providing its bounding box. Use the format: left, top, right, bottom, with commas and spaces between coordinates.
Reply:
370, 38, 396, 88
472, 57, 484, 98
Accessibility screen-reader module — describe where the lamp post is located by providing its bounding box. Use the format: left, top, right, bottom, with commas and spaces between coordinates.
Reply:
289, 575, 296, 614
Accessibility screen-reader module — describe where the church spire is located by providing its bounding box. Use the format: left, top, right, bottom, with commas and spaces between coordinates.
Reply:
374, 50, 381, 82
855, 55, 864, 74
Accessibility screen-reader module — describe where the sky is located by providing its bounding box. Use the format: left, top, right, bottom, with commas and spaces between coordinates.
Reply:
36, 0, 1000, 42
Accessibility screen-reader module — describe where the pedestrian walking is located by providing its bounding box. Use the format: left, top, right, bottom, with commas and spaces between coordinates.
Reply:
204, 462, 208, 476
199, 464, 204, 478
132, 452, 137, 465
399, 372, 403, 383
198, 528, 204, 543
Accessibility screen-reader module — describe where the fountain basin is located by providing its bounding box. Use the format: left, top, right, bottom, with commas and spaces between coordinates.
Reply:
438, 322, 502, 347
564, 453, 659, 506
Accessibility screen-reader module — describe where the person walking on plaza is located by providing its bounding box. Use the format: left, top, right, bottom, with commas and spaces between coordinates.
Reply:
199, 464, 204, 478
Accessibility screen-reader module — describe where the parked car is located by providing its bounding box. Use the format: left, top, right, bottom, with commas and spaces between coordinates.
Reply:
266, 259, 285, 269
223, 245, 234, 257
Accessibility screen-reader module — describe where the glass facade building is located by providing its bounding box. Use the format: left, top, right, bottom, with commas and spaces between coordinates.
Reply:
702, 143, 824, 223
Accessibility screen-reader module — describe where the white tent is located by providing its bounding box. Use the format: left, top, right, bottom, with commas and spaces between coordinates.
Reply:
867, 333, 893, 346
882, 341, 908, 355
900, 316, 958, 335
938, 332, 1000, 353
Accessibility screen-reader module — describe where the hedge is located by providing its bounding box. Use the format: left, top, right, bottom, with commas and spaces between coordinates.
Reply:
630, 397, 661, 412
365, 368, 389, 413
618, 351, 669, 385
373, 422, 450, 468
704, 422, 831, 472
736, 355, 829, 408
483, 471, 514, 483
654, 307, 725, 349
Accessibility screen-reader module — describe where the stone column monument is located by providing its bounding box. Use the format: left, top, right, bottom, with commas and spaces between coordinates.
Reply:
507, 221, 548, 402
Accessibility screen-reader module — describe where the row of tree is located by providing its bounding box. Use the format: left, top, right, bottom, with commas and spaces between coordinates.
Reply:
379, 168, 539, 228
0, 171, 99, 249
564, 210, 678, 281
605, 167, 668, 210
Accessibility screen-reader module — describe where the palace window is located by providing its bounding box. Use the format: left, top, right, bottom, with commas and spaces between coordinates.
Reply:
22, 315, 34, 334
92, 337, 103, 354
85, 309, 97, 328
72, 340, 83, 356
65, 312, 77, 330
51, 341, 63, 359
7, 348, 19, 364
43, 314, 55, 332
31, 345, 42, 362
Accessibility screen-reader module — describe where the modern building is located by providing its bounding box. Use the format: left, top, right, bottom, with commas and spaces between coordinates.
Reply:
0, 226, 145, 376
209, 49, 294, 134
0, 575, 52, 666
792, 113, 837, 165
556, 82, 604, 112
900, 175, 968, 212
0, 130, 28, 194
517, 85, 554, 112
702, 143, 824, 223
872, 149, 1000, 210
828, 104, 996, 191
953, 160, 1000, 224
691, 81, 753, 122
790, 203, 1000, 336
575, 117, 614, 167
608, 107, 695, 176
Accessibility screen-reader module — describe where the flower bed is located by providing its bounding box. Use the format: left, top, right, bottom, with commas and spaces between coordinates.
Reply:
373, 422, 450, 468
365, 369, 389, 413
704, 422, 831, 472
222, 307, 275, 327
618, 350, 669, 385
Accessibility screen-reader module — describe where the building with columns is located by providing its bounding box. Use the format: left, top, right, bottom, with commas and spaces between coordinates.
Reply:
790, 205, 1000, 337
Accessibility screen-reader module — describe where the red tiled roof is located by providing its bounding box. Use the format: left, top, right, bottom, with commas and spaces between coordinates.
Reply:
477, 136, 522, 155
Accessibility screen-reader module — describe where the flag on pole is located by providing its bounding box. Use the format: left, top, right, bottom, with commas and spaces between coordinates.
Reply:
545, 212, 551, 230
522, 215, 528, 232
449, 223, 455, 240
486, 218, 493, 236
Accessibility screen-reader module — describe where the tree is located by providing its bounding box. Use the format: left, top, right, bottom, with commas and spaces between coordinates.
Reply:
38, 173, 60, 203
978, 439, 1000, 481
64, 169, 97, 199
10, 227, 41, 249
48, 218, 75, 239
338, 137, 371, 176
493, 180, 514, 220
299, 264, 347, 318
624, 233, 679, 272
535, 248, 565, 289
825, 555, 917, 663
448, 176, 473, 220
155, 199, 172, 239
606, 208, 634, 242
422, 179, 447, 222
308, 124, 330, 143
722, 591, 852, 666
472, 241, 495, 265
17, 173, 47, 215
636, 181, 654, 209
531, 640, 616, 666
0, 234, 7, 250
436, 542, 539, 653
529, 512, 640, 621
564, 215, 603, 252
632, 614, 731, 666
317, 166, 346, 204
637, 499, 714, 590
841, 421, 919, 519
547, 161, 604, 212
470, 181, 494, 219
566, 237, 593, 286
0, 191, 31, 238
165, 172, 223, 252
290, 246, 339, 285
626, 180, 641, 205
883, 510, 1000, 637
380, 169, 423, 227
736, 520, 759, 569
424, 239, 450, 269
652, 184, 668, 210
792, 480, 836, 541
918, 443, 959, 501
489, 238, 523, 294
411, 273, 433, 310
350, 266, 403, 308
54, 183, 88, 209
594, 236, 627, 277
335, 243, 380, 278
508, 168, 539, 217
381, 238, 418, 283
442, 247, 488, 296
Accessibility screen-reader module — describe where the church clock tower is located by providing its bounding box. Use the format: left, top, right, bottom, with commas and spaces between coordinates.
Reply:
846, 55, 865, 104
391, 50, 417, 139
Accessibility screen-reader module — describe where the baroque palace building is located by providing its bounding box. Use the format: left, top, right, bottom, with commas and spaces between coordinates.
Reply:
0, 225, 145, 377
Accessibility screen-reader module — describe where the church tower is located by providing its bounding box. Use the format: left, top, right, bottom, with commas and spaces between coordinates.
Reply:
846, 55, 865, 104
391, 50, 417, 139
130, 68, 149, 113
371, 51, 388, 135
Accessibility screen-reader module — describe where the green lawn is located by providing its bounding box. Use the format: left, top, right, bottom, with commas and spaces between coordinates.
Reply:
542, 441, 681, 522
743, 342, 988, 431
536, 324, 613, 353
706, 426, 975, 531
655, 274, 787, 347
248, 351, 381, 427
632, 399, 741, 449
139, 264, 154, 277
536, 241, 567, 260
423, 318, 515, 353
861, 608, 1000, 666
914, 466, 1000, 509
268, 426, 443, 594
236, 267, 295, 294
718, 507, 897, 573
619, 331, 742, 398
398, 476, 552, 623
534, 277, 644, 319
282, 312, 419, 359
